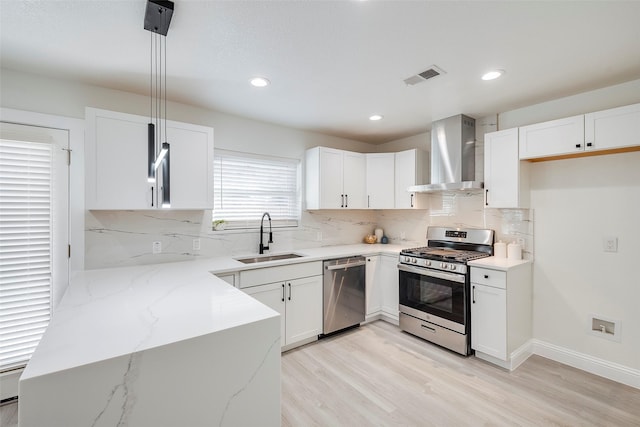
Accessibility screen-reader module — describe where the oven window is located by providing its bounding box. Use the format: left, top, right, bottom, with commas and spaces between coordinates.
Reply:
399, 270, 466, 325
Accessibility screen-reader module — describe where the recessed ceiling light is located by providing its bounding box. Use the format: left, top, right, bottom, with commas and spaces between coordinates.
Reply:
369, 114, 383, 121
250, 77, 270, 87
482, 70, 505, 81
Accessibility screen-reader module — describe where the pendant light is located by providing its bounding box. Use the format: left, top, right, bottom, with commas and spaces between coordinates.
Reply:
145, 0, 174, 208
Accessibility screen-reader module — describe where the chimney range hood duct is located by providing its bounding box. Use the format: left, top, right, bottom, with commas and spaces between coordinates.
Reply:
408, 114, 483, 193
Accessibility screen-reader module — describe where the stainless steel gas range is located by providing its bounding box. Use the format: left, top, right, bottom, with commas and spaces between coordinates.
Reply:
398, 226, 494, 355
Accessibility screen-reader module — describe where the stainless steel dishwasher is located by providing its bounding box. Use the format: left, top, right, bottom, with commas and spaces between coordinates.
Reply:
322, 256, 366, 335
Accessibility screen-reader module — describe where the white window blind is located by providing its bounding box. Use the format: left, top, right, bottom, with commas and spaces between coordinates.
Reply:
0, 138, 52, 373
213, 150, 301, 229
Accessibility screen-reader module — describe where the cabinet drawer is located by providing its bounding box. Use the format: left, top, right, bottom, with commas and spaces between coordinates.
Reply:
471, 268, 506, 289
239, 261, 323, 288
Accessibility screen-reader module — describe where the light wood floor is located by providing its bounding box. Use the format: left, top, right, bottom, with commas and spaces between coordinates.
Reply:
282, 321, 640, 426
2, 321, 639, 426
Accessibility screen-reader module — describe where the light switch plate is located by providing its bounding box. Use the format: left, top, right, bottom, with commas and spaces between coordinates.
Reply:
193, 238, 201, 251
603, 236, 618, 253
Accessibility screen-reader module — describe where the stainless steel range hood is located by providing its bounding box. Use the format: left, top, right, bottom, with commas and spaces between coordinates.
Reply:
408, 114, 483, 192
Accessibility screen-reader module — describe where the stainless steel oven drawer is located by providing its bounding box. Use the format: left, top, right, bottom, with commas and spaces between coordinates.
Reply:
399, 312, 469, 355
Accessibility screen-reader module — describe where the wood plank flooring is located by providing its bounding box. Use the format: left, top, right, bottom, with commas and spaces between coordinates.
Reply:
2, 321, 639, 426
282, 321, 640, 426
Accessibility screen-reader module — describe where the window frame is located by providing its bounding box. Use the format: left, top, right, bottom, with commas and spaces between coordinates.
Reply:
212, 149, 302, 231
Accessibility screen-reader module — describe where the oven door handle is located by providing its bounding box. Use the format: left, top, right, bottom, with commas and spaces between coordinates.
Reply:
397, 263, 466, 284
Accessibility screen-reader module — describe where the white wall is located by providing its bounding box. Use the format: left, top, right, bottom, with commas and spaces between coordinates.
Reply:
497, 78, 640, 372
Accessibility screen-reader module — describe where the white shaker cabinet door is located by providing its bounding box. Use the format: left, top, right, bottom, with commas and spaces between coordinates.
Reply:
394, 149, 428, 209
484, 128, 529, 208
366, 153, 395, 209
165, 124, 214, 209
342, 151, 366, 209
285, 276, 323, 345
471, 283, 507, 360
86, 109, 153, 209
379, 255, 399, 321
244, 282, 287, 348
318, 147, 344, 209
365, 256, 382, 318
519, 115, 584, 159
585, 103, 640, 151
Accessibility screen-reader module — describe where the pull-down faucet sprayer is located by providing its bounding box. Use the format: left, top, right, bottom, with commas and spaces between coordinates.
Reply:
259, 212, 273, 254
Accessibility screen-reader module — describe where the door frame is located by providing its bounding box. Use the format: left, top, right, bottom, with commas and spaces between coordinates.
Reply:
0, 108, 85, 294
0, 108, 84, 400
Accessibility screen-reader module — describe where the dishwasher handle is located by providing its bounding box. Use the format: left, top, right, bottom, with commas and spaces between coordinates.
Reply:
325, 260, 366, 271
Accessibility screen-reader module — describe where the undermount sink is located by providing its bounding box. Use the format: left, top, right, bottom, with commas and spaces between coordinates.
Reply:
235, 253, 304, 264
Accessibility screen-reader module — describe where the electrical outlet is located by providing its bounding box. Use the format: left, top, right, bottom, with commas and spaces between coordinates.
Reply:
603, 236, 618, 253
152, 241, 162, 254
193, 238, 201, 251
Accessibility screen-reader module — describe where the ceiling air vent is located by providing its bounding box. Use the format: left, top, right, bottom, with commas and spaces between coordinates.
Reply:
404, 65, 446, 86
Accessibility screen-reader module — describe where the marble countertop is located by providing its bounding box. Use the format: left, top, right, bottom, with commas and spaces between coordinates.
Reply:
23, 243, 411, 381
468, 256, 531, 271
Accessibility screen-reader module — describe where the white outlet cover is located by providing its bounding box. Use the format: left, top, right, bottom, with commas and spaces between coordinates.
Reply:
193, 238, 201, 251
603, 236, 618, 252
152, 241, 162, 254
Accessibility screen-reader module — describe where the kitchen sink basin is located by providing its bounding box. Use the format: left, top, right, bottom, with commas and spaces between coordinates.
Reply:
235, 253, 304, 264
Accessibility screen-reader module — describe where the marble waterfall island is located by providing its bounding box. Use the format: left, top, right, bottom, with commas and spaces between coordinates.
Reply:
18, 260, 281, 427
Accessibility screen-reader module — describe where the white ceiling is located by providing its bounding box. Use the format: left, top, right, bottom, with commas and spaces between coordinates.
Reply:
1, 0, 640, 144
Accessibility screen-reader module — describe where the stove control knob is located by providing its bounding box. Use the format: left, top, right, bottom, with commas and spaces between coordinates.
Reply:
440, 263, 446, 269
412, 258, 418, 264
425, 260, 431, 267
449, 264, 457, 271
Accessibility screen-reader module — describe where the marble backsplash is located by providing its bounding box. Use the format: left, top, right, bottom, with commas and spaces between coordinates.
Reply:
85, 193, 532, 269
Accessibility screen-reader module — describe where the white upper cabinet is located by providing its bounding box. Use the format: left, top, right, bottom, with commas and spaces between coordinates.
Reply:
518, 115, 584, 159
518, 103, 640, 160
484, 128, 529, 208
305, 147, 366, 209
394, 148, 428, 209
85, 108, 213, 210
366, 153, 395, 209
584, 103, 640, 151
166, 124, 214, 209
342, 151, 367, 209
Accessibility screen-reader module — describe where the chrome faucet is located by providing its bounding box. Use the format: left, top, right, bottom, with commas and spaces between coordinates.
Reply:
259, 212, 273, 254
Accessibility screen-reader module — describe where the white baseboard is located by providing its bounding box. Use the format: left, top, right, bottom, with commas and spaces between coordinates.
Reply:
475, 341, 534, 371
531, 339, 640, 389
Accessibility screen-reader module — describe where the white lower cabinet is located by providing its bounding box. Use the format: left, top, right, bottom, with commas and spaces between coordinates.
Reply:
379, 255, 399, 322
470, 261, 532, 370
244, 276, 322, 350
365, 256, 382, 319
471, 283, 507, 359
366, 254, 399, 323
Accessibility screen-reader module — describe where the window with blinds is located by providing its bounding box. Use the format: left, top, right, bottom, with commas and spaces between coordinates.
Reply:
213, 150, 301, 229
0, 138, 52, 373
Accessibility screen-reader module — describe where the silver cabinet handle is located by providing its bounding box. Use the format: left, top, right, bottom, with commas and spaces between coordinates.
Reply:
472, 285, 476, 304
345, 194, 348, 207
288, 282, 291, 301
341, 194, 344, 208
368, 195, 370, 208
410, 193, 414, 208
281, 283, 285, 302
